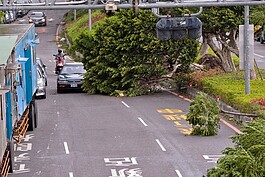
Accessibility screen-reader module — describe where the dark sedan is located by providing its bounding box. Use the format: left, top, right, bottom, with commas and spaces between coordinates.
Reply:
28, 12, 47, 26
57, 62, 86, 93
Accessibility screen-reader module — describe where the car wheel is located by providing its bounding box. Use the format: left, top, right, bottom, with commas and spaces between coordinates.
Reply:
57, 88, 62, 93
43, 90, 47, 99
28, 100, 35, 131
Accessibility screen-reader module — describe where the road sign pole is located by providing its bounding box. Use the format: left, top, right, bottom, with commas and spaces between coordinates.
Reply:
244, 5, 250, 94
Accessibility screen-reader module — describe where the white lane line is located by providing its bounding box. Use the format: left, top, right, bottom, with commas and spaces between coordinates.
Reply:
64, 142, 70, 154
138, 117, 148, 127
254, 53, 265, 59
69, 172, 74, 177
121, 101, 130, 108
175, 170, 183, 177
156, 139, 166, 151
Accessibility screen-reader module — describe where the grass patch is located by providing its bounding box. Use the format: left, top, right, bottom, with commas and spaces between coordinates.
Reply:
65, 10, 105, 44
195, 70, 265, 117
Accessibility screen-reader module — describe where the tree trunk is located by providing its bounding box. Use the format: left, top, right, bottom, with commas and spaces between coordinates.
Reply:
206, 33, 236, 72
222, 47, 236, 72
250, 69, 257, 80
199, 36, 209, 56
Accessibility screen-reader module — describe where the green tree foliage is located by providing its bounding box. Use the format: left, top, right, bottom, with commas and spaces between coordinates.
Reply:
186, 92, 220, 136
207, 118, 265, 176
72, 9, 199, 96
250, 6, 265, 26
0, 11, 5, 24
198, 6, 244, 72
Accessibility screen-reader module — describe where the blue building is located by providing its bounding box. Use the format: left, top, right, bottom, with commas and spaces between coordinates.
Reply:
0, 24, 39, 176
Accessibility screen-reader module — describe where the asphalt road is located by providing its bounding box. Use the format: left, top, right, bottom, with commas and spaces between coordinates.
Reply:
254, 41, 265, 69
9, 9, 261, 177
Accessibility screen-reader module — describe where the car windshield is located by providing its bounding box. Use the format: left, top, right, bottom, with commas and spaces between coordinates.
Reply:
31, 12, 43, 17
60, 65, 86, 74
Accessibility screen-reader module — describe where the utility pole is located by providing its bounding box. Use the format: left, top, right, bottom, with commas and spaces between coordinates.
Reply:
88, 0, 92, 30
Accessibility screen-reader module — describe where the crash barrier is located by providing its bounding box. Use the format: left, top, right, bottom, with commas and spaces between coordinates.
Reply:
13, 108, 29, 144
0, 146, 10, 177
220, 108, 258, 126
156, 16, 202, 41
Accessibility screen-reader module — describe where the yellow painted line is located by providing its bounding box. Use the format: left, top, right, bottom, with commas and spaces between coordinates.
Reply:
171, 109, 183, 113
174, 121, 181, 126
182, 131, 192, 135
179, 128, 192, 135
157, 109, 183, 114
164, 114, 184, 120
165, 109, 174, 113
180, 115, 187, 119
163, 115, 176, 120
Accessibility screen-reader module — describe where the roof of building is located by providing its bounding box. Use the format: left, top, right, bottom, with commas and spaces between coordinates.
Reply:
0, 24, 32, 41
0, 36, 18, 65
0, 24, 33, 65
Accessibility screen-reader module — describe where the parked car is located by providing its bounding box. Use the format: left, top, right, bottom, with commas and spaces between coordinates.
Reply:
57, 62, 86, 93
28, 11, 47, 26
36, 57, 47, 86
13, 0, 30, 17
3, 12, 12, 24
3, 11, 17, 24
36, 65, 47, 99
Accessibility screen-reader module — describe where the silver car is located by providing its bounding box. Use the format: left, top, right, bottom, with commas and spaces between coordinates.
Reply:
36, 66, 46, 99
36, 57, 47, 86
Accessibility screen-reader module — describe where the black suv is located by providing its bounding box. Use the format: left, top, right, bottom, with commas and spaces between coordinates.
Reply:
28, 12, 47, 26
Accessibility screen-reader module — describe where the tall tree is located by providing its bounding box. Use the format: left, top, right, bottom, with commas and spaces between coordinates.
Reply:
199, 6, 244, 72
73, 9, 199, 96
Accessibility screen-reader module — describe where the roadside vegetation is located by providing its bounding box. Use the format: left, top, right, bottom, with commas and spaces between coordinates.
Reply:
62, 8, 265, 116
0, 11, 4, 23
64, 9, 199, 96
61, 7, 265, 176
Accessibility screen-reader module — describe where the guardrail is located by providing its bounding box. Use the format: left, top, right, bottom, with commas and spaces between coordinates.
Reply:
220, 108, 258, 126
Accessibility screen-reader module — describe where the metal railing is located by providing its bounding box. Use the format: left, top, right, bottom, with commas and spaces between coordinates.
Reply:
1, 0, 265, 10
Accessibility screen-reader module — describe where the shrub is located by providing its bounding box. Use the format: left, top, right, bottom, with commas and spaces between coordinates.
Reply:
187, 92, 221, 136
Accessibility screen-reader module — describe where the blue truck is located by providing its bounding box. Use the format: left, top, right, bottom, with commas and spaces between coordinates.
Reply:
0, 24, 39, 176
